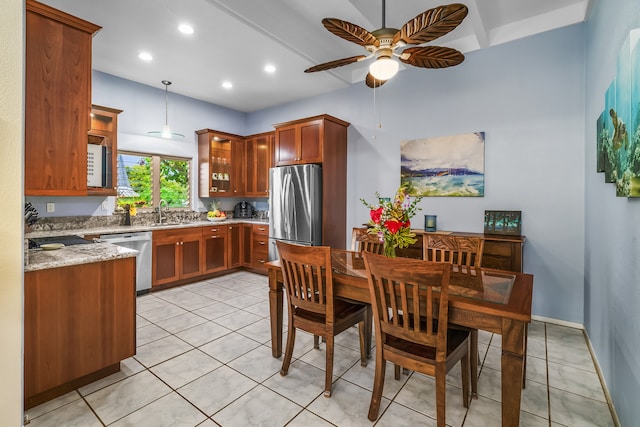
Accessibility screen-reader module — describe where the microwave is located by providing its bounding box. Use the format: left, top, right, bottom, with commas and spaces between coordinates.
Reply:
87, 143, 111, 188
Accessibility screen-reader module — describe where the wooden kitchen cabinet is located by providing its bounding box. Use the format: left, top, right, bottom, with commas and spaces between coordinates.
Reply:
152, 228, 202, 286
201, 224, 228, 274
87, 105, 122, 196
25, 0, 101, 196
227, 224, 242, 268
24, 257, 136, 408
241, 223, 253, 267
197, 129, 245, 198
245, 132, 274, 197
251, 224, 270, 273
274, 115, 349, 250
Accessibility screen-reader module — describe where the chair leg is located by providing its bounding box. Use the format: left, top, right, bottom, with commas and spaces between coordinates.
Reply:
470, 329, 478, 398
358, 321, 367, 367
435, 365, 446, 427
280, 325, 296, 376
367, 347, 386, 421
394, 364, 401, 380
314, 335, 320, 349
323, 334, 334, 397
461, 350, 470, 408
522, 325, 528, 389
365, 306, 373, 359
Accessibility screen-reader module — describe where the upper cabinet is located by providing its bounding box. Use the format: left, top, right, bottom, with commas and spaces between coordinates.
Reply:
25, 0, 101, 196
87, 105, 122, 196
197, 129, 245, 198
245, 132, 274, 197
274, 115, 349, 166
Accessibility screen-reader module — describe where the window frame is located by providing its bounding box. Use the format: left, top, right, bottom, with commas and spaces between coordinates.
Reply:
117, 150, 192, 211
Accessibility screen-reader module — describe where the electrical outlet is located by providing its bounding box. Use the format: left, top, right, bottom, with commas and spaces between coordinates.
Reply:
46, 202, 55, 213
101, 200, 109, 211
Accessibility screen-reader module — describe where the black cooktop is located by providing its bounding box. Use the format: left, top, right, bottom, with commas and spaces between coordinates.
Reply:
29, 235, 94, 249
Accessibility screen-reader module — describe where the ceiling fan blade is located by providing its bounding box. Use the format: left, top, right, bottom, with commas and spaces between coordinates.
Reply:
304, 55, 368, 73
392, 3, 468, 46
365, 73, 387, 88
322, 18, 379, 47
400, 46, 464, 69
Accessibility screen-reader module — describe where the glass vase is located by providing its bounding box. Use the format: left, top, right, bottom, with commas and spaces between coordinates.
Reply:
383, 238, 396, 258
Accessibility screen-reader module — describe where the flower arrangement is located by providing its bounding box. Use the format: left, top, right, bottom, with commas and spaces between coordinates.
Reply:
361, 185, 422, 257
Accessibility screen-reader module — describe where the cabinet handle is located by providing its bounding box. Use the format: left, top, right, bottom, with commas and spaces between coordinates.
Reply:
257, 227, 266, 231
259, 241, 266, 245
258, 259, 265, 264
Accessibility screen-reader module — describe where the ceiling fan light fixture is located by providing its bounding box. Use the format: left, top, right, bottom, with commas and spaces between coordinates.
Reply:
369, 56, 398, 81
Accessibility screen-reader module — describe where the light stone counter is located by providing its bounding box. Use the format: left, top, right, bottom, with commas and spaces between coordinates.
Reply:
24, 219, 269, 272
25, 242, 138, 272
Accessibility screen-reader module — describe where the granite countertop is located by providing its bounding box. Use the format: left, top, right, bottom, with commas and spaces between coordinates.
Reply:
25, 242, 138, 272
24, 219, 269, 272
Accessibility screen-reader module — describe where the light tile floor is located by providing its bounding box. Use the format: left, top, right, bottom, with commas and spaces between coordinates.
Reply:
25, 271, 616, 426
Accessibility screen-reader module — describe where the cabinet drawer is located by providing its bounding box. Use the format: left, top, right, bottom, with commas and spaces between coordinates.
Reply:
252, 224, 269, 236
202, 225, 228, 238
483, 241, 513, 257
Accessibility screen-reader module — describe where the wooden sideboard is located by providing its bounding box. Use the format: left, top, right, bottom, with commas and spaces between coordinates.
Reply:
396, 230, 526, 272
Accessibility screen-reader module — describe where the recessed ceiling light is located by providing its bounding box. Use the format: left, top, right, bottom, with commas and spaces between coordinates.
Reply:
222, 81, 233, 89
178, 23, 194, 35
138, 51, 153, 61
264, 64, 276, 73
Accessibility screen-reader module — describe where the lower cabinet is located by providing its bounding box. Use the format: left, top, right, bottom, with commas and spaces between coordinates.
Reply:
152, 228, 203, 286
251, 224, 269, 273
24, 258, 136, 408
227, 224, 242, 268
201, 225, 228, 274
153, 222, 271, 288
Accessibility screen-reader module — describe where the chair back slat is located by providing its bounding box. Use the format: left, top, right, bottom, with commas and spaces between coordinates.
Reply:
277, 242, 332, 316
423, 235, 484, 268
363, 253, 451, 354
351, 227, 384, 254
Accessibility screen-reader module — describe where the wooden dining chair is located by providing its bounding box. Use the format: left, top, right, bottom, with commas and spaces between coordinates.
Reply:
423, 234, 483, 397
350, 227, 384, 254
362, 252, 471, 425
276, 241, 368, 397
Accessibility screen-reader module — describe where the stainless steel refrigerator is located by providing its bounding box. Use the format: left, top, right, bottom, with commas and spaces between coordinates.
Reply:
268, 164, 322, 261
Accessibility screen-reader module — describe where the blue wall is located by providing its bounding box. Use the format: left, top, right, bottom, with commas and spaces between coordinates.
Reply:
584, 0, 640, 425
250, 24, 587, 325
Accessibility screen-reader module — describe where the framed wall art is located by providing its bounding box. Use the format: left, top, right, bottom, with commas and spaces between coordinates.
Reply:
400, 131, 485, 197
483, 210, 522, 236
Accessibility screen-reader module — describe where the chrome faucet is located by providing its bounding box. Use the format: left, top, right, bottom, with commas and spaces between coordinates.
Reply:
158, 199, 168, 224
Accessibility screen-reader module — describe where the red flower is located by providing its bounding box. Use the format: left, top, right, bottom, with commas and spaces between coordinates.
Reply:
384, 219, 402, 234
370, 207, 384, 224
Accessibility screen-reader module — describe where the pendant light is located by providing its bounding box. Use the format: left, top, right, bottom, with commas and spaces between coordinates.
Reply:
148, 80, 184, 139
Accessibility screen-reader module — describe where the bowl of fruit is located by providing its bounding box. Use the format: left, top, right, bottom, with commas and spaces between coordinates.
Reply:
207, 209, 227, 222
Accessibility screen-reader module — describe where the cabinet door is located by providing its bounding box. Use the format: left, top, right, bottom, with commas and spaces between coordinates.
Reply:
242, 224, 253, 267
25, 4, 99, 196
152, 235, 180, 286
227, 225, 242, 268
180, 232, 203, 279
275, 120, 323, 166
275, 125, 298, 165
298, 120, 323, 164
202, 226, 228, 273
245, 133, 273, 197
230, 139, 246, 195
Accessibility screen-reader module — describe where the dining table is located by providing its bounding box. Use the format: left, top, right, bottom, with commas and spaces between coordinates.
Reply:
266, 249, 533, 427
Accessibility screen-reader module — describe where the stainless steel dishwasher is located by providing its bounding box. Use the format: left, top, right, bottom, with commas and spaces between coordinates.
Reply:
100, 231, 152, 294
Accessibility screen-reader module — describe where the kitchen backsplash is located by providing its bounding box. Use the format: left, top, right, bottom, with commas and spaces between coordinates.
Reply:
28, 210, 268, 232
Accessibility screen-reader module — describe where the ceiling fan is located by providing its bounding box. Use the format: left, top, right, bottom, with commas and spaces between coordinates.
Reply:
304, 1, 468, 88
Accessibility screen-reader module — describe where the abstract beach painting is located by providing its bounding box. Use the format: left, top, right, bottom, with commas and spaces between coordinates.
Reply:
401, 132, 485, 197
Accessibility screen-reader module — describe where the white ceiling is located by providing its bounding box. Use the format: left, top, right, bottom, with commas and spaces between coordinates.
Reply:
39, 0, 590, 113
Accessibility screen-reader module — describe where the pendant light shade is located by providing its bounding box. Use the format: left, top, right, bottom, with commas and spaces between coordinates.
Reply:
148, 80, 184, 139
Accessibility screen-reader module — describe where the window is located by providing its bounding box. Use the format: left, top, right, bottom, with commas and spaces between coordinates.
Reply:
117, 152, 191, 210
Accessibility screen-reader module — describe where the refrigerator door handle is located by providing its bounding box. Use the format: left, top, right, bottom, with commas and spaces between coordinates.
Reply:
283, 172, 292, 237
